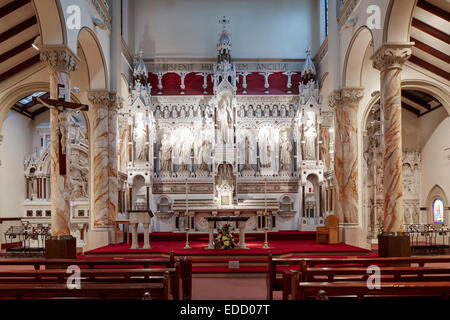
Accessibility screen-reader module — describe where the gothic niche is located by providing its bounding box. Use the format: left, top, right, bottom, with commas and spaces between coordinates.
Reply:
215, 163, 235, 206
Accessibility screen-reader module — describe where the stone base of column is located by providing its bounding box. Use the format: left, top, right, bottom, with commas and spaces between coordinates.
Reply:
84, 228, 114, 251
378, 233, 411, 258
45, 235, 76, 268
340, 224, 371, 250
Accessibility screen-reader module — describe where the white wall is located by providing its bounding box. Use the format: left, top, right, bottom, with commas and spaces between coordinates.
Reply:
0, 110, 50, 217
420, 116, 450, 206
132, 0, 320, 59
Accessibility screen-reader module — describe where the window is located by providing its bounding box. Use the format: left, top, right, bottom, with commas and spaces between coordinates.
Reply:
432, 199, 444, 223
325, 0, 329, 37
18, 92, 46, 105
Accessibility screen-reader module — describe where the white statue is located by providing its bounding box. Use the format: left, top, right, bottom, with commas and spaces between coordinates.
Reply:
195, 131, 211, 171
159, 134, 172, 172
217, 94, 233, 144
303, 112, 317, 160
243, 135, 255, 168
134, 113, 147, 161
279, 131, 292, 171
70, 152, 88, 199
176, 134, 192, 171
259, 128, 272, 168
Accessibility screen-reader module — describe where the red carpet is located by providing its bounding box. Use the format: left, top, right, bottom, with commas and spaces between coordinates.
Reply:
84, 231, 370, 257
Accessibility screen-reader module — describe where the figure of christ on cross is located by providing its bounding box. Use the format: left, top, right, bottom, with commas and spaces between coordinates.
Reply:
34, 97, 89, 175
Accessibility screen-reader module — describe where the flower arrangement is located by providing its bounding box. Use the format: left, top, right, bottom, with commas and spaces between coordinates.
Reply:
214, 224, 236, 249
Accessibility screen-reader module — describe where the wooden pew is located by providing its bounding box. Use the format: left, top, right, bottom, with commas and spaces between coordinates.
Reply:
290, 273, 450, 300
268, 254, 450, 300
180, 256, 192, 300
301, 266, 450, 283
0, 277, 170, 300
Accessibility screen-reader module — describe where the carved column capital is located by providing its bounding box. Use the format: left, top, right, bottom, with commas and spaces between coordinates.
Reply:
371, 43, 414, 72
340, 87, 364, 104
39, 46, 79, 73
87, 90, 121, 109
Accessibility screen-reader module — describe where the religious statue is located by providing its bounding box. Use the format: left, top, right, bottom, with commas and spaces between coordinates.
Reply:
217, 94, 233, 144
70, 151, 88, 199
259, 128, 272, 168
303, 112, 317, 160
279, 131, 292, 171
194, 131, 211, 171
56, 108, 69, 156
159, 134, 172, 172
243, 135, 255, 169
176, 135, 192, 171
134, 113, 147, 161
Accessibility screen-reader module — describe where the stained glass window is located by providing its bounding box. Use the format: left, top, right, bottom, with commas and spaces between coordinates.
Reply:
18, 92, 46, 105
432, 199, 444, 223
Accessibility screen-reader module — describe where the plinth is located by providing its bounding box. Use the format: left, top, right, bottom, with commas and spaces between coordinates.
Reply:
378, 232, 411, 257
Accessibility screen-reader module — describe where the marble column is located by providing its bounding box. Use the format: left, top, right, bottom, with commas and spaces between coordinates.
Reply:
88, 90, 118, 228
372, 43, 413, 233
40, 47, 78, 237
330, 88, 363, 224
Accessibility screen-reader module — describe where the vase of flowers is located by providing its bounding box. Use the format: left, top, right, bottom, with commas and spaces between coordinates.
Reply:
214, 224, 236, 249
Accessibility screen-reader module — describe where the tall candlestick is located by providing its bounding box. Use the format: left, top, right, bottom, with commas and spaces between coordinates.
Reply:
184, 179, 191, 249
262, 179, 270, 249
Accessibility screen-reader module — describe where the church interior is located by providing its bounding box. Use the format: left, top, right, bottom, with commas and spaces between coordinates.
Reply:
0, 0, 449, 302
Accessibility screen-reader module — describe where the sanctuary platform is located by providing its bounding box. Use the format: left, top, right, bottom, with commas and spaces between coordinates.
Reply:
82, 231, 374, 276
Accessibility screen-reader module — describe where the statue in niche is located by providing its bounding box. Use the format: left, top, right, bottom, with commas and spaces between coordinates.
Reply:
272, 106, 278, 117
70, 151, 88, 199
217, 94, 233, 144
163, 106, 170, 118
179, 106, 186, 118
134, 113, 147, 161
239, 107, 245, 118
279, 131, 292, 171
176, 134, 192, 172
259, 128, 272, 168
303, 112, 317, 160
159, 134, 172, 172
188, 106, 194, 118
194, 130, 211, 171
256, 106, 262, 117
155, 106, 161, 118
281, 106, 287, 117
248, 106, 254, 118
243, 135, 255, 169
264, 106, 270, 117
171, 108, 178, 118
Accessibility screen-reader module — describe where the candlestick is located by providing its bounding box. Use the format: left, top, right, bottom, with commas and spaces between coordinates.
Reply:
262, 179, 270, 249
184, 179, 191, 249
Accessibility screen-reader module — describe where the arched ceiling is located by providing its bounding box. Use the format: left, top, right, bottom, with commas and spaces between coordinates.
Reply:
0, 0, 41, 83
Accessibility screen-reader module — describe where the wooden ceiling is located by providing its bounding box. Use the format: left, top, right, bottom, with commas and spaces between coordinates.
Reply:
0, 0, 40, 83
410, 0, 450, 81
401, 89, 443, 117
12, 91, 49, 119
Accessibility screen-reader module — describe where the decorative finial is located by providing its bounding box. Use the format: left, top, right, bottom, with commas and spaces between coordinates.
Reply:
138, 48, 144, 58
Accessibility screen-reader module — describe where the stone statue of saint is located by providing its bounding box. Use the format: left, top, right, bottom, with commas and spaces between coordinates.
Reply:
259, 129, 272, 168
195, 131, 210, 171
134, 113, 147, 161
279, 131, 292, 171
177, 137, 192, 171
159, 134, 172, 172
244, 135, 254, 168
303, 112, 317, 160
217, 95, 233, 144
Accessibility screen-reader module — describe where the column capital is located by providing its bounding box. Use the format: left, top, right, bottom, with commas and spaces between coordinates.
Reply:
39, 45, 79, 74
87, 90, 121, 109
371, 43, 414, 72
328, 87, 364, 109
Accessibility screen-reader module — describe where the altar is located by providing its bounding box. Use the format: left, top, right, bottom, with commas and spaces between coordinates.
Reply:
205, 216, 250, 249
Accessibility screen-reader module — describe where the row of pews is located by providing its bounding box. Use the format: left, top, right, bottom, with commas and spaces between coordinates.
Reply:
0, 252, 192, 300
267, 252, 450, 300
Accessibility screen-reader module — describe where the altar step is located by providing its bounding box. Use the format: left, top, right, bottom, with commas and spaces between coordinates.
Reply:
135, 231, 316, 242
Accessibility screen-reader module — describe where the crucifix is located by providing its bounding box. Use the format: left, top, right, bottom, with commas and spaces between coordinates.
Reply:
34, 84, 88, 175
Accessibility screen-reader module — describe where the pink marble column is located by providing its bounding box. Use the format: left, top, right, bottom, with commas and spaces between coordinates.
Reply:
108, 96, 121, 223
372, 43, 412, 232
330, 88, 363, 224
320, 127, 331, 171
40, 48, 78, 236
88, 91, 117, 227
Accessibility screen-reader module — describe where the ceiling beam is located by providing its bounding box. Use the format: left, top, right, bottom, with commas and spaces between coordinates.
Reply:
412, 18, 450, 44
401, 102, 421, 117
409, 55, 450, 81
0, 16, 37, 44
418, 105, 443, 118
416, 0, 450, 22
402, 90, 431, 110
11, 106, 33, 119
31, 106, 49, 118
20, 92, 50, 110
411, 37, 450, 64
0, 54, 40, 83
0, 37, 35, 64
0, 0, 31, 20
